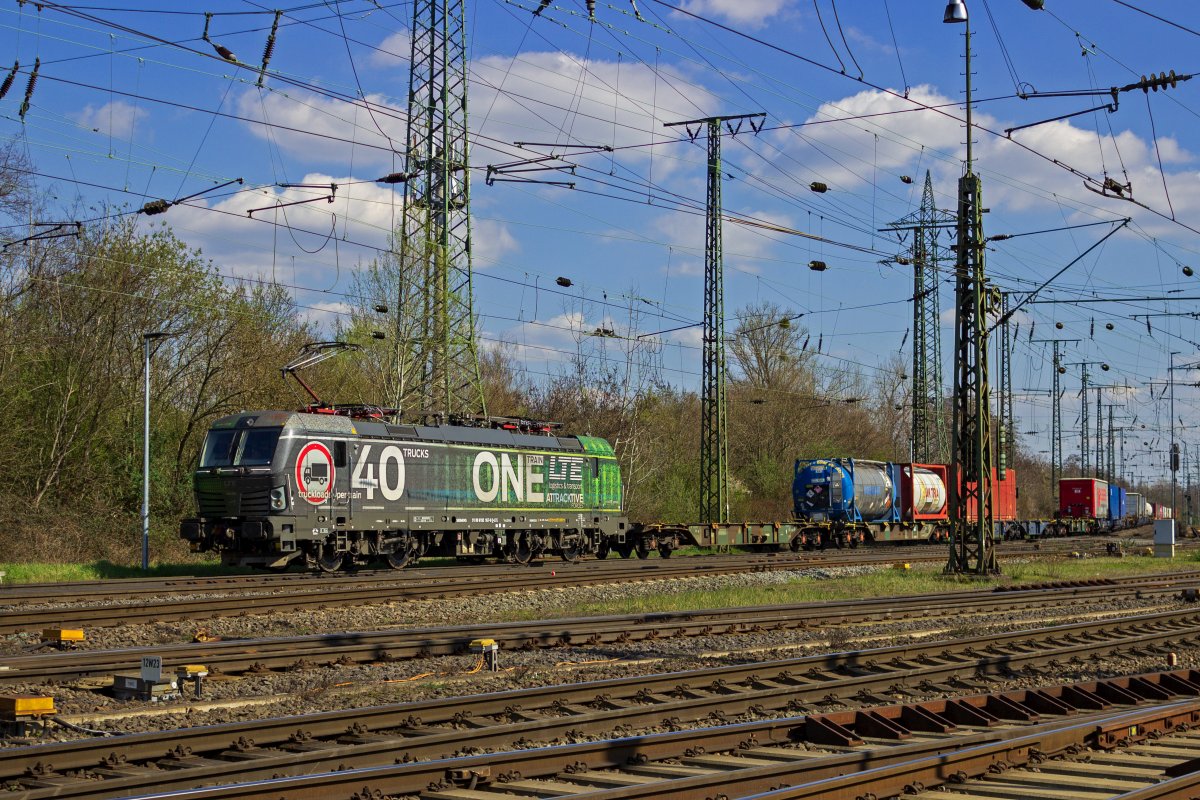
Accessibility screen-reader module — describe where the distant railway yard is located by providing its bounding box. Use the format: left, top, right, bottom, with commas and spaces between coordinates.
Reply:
2, 537, 1200, 798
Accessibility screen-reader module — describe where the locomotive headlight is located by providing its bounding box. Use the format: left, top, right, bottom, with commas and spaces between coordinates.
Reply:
270, 485, 288, 511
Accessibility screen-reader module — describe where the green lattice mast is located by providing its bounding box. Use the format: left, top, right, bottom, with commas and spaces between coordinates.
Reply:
398, 0, 485, 420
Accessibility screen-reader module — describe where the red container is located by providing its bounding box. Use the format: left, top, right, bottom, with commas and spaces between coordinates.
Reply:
947, 466, 1018, 521
898, 463, 949, 522
1059, 478, 1109, 519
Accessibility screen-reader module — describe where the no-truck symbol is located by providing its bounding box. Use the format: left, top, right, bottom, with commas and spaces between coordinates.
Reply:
296, 441, 334, 505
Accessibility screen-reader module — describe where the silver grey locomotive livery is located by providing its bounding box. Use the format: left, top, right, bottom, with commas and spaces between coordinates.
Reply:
179, 410, 628, 570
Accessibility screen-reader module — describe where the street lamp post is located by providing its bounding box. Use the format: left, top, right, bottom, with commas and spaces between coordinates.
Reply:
142, 331, 172, 570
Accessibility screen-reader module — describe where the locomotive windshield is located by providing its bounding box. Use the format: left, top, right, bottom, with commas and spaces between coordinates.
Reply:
200, 427, 282, 468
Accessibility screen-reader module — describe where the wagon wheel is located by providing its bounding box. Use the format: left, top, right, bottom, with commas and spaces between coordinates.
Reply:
315, 545, 344, 573
847, 535, 859, 549
635, 540, 652, 559
386, 533, 419, 570
788, 536, 803, 553
657, 543, 673, 559
616, 542, 634, 559
595, 540, 611, 560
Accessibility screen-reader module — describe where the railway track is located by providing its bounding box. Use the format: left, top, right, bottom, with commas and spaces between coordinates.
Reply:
0, 539, 1176, 635
3, 604, 1200, 798
2, 573, 1199, 684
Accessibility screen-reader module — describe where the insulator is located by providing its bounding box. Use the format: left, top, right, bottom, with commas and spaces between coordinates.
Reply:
140, 199, 171, 215
257, 11, 281, 88
376, 172, 412, 184
900, 175, 913, 184
1021, 0, 1043, 8
533, 0, 551, 15
213, 43, 237, 62
19, 58, 39, 120
1106, 322, 1114, 330
0, 61, 18, 101
555, 276, 572, 287
1139, 70, 1181, 93
1184, 265, 1194, 277
374, 303, 389, 313
1055, 321, 1064, 329
371, 331, 386, 340
989, 233, 1011, 241
1146, 317, 1153, 334
809, 181, 828, 193
586, 0, 596, 19
808, 260, 827, 271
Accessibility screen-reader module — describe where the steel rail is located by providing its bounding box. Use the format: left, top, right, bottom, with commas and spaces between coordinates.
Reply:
29, 676, 1200, 800
5, 608, 1200, 796
2, 578, 1198, 684
3, 556, 1197, 644
0, 536, 1158, 607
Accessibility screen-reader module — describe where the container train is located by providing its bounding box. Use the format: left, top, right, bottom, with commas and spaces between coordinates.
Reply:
180, 405, 1170, 569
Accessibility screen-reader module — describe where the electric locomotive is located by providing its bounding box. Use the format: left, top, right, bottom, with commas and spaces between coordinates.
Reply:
179, 409, 628, 571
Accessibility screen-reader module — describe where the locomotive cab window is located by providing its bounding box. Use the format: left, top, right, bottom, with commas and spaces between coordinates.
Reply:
200, 427, 282, 467
200, 429, 238, 467
235, 428, 282, 466
333, 440, 347, 468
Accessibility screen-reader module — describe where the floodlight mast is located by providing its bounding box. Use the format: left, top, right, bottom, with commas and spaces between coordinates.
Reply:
944, 0, 997, 575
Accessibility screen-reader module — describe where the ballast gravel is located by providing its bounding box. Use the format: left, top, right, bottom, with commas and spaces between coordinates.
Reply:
0, 561, 1193, 745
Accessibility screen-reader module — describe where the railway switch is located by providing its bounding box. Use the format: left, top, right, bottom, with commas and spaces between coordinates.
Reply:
470, 638, 500, 671
0, 694, 56, 737
41, 628, 85, 650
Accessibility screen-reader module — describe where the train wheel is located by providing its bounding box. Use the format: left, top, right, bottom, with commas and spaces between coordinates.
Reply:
386, 533, 419, 569
833, 533, 846, 550
561, 546, 582, 564
658, 544, 673, 559
789, 537, 802, 553
315, 547, 344, 573
848, 536, 859, 549
617, 542, 634, 559
595, 541, 610, 560
635, 541, 652, 559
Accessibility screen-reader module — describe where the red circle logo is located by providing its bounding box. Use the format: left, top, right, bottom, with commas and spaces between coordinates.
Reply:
295, 441, 334, 505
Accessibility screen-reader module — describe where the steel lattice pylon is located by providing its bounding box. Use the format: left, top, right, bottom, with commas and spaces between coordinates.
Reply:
947, 169, 997, 574
1080, 364, 1090, 476
889, 172, 951, 464
398, 0, 485, 420
997, 293, 1013, 479
699, 119, 728, 523
1052, 342, 1063, 493
665, 112, 763, 523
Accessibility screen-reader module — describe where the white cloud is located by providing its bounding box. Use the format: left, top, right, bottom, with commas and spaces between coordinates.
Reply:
234, 89, 406, 168
678, 0, 790, 28
462, 50, 715, 175
369, 31, 410, 69
159, 172, 518, 331
69, 100, 148, 141
775, 84, 1200, 236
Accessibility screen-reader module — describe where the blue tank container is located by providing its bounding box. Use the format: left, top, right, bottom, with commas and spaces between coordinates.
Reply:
793, 458, 900, 523
1108, 485, 1126, 521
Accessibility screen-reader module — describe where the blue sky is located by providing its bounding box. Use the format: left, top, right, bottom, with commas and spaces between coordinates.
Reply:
4, 0, 1200, 486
